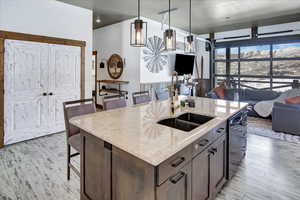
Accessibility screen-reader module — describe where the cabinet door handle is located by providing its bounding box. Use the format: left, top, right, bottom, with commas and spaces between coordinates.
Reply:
212, 148, 218, 153
170, 172, 185, 184
217, 128, 225, 133
48, 92, 53, 96
198, 139, 209, 147
42, 92, 47, 96
171, 157, 185, 168
208, 149, 215, 155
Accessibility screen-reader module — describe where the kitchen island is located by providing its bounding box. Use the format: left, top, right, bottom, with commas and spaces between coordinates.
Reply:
70, 97, 248, 200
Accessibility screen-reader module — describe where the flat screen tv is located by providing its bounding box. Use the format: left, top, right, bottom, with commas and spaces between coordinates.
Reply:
174, 54, 195, 75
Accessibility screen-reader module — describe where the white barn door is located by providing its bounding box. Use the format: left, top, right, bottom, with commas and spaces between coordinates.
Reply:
4, 40, 81, 145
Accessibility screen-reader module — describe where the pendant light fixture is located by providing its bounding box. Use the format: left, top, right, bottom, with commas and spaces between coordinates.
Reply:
164, 0, 176, 51
130, 0, 147, 47
184, 0, 195, 54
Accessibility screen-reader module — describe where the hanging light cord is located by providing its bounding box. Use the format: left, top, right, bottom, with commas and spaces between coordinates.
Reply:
189, 0, 192, 35
138, 0, 140, 19
169, 0, 171, 30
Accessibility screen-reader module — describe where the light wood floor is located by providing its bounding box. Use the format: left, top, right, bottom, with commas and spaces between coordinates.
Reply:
217, 133, 300, 200
0, 132, 300, 200
0, 134, 80, 200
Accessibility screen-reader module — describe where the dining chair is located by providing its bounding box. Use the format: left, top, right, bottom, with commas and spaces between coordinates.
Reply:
155, 88, 170, 100
63, 98, 96, 180
103, 94, 127, 110
132, 91, 152, 105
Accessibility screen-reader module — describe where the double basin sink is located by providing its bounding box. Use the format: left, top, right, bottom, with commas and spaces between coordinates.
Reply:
157, 113, 214, 132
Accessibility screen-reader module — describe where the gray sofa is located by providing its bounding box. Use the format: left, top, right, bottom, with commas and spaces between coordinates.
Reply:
208, 88, 300, 135
207, 88, 281, 117
272, 102, 300, 136
208, 88, 280, 103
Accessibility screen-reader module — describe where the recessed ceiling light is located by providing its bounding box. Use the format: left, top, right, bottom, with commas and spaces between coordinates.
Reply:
96, 17, 101, 23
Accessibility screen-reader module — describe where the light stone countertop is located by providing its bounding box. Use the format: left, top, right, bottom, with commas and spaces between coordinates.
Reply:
70, 97, 248, 166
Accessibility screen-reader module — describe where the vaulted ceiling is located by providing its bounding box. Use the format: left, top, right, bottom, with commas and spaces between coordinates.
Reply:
58, 0, 300, 34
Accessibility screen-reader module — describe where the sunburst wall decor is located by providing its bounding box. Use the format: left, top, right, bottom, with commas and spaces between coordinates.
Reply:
142, 36, 168, 73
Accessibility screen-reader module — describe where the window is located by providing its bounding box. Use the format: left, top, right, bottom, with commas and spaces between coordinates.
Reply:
215, 48, 226, 60
273, 43, 300, 58
230, 47, 239, 59
215, 62, 226, 75
272, 78, 294, 92
240, 61, 270, 75
213, 41, 300, 91
230, 62, 238, 75
240, 45, 270, 59
273, 60, 300, 77
240, 78, 270, 89
215, 77, 226, 87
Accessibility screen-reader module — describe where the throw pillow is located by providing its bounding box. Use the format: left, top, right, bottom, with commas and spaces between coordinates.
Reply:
285, 96, 300, 104
213, 83, 226, 99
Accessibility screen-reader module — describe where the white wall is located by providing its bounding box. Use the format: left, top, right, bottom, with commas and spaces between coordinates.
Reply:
0, 0, 93, 97
93, 20, 141, 105
195, 34, 210, 79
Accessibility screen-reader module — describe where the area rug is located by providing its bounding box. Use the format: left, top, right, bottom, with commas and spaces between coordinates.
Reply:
248, 117, 300, 144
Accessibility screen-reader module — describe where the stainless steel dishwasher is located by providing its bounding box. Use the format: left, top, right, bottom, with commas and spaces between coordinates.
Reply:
227, 109, 247, 179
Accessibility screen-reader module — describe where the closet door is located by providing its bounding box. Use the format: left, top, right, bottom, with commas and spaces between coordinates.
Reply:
48, 44, 81, 133
4, 40, 50, 145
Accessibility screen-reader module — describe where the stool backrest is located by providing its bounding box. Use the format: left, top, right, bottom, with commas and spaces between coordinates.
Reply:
63, 99, 96, 138
132, 91, 152, 105
103, 94, 127, 111
155, 88, 170, 100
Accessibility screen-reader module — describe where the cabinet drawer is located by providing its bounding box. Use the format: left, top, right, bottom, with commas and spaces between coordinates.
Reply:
156, 162, 192, 200
192, 122, 227, 158
157, 146, 192, 186
192, 131, 214, 158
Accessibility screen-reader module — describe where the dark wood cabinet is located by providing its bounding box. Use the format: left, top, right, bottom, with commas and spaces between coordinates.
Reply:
210, 134, 227, 198
112, 146, 155, 200
192, 134, 227, 200
192, 149, 210, 200
158, 133, 227, 200
157, 163, 192, 200
80, 132, 111, 200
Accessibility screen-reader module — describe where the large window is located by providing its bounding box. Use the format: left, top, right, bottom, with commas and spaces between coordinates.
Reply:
214, 42, 300, 91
